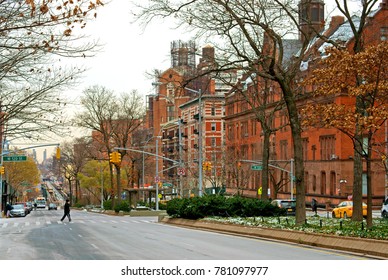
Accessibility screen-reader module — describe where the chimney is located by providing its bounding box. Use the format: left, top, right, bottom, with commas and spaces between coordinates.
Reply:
329, 16, 345, 29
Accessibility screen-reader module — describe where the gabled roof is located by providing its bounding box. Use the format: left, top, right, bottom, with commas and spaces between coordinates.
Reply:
318, 15, 361, 55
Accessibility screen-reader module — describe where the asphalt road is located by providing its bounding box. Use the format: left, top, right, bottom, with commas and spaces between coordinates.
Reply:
0, 208, 373, 260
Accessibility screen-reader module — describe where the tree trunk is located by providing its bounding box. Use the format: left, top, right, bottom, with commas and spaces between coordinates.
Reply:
352, 134, 364, 221
261, 129, 271, 201
281, 84, 306, 225
116, 165, 122, 204
366, 133, 373, 228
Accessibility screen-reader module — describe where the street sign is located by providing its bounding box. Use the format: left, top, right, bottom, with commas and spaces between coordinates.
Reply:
3, 155, 27, 162
251, 165, 262, 171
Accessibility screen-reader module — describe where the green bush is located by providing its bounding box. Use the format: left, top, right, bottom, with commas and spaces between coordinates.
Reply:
166, 195, 283, 219
114, 201, 131, 213
103, 200, 113, 210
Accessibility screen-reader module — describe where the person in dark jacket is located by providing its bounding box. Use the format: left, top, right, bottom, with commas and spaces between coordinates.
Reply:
60, 199, 71, 222
5, 203, 13, 218
311, 198, 318, 215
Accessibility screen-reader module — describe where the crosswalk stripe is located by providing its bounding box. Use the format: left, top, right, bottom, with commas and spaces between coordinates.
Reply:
1, 218, 157, 228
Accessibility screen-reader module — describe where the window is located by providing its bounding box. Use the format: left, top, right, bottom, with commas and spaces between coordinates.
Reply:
320, 171, 326, 195
319, 135, 335, 160
241, 121, 248, 137
211, 106, 216, 116
211, 137, 216, 147
302, 138, 308, 161
280, 140, 288, 160
211, 122, 216, 131
381, 27, 388, 41
362, 137, 368, 156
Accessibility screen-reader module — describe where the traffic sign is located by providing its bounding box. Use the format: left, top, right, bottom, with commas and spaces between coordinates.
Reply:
3, 155, 27, 162
177, 168, 185, 176
251, 165, 262, 171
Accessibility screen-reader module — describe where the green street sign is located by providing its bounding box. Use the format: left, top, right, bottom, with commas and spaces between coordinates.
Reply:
251, 165, 262, 171
3, 155, 27, 162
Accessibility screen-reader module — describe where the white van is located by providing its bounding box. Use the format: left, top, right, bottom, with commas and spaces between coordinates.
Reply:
382, 198, 388, 218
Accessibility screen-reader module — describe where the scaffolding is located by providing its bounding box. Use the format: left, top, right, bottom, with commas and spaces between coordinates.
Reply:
171, 40, 196, 69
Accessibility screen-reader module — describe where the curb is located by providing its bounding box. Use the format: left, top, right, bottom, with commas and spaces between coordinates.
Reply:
162, 217, 388, 259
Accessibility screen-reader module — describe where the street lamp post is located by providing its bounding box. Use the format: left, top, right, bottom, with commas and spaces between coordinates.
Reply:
155, 137, 159, 211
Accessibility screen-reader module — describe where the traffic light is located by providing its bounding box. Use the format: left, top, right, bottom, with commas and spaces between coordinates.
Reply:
56, 147, 61, 159
238, 161, 242, 169
0, 166, 4, 175
203, 161, 212, 171
109, 151, 121, 164
109, 152, 116, 163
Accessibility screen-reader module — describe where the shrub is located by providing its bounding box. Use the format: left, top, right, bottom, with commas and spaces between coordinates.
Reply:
114, 201, 131, 213
103, 200, 113, 210
166, 195, 281, 219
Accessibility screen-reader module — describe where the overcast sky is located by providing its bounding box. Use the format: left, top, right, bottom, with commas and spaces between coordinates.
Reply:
70, 1, 363, 101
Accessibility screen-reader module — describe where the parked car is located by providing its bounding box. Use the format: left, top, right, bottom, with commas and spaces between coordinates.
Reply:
26, 202, 33, 212
271, 199, 296, 216
10, 204, 26, 217
382, 198, 388, 218
48, 203, 57, 210
15, 202, 30, 215
332, 201, 367, 218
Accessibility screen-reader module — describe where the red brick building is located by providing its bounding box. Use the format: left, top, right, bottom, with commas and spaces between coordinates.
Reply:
224, 0, 388, 206
145, 41, 236, 197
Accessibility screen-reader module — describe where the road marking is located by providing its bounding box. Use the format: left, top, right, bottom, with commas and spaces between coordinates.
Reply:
57, 221, 62, 224
101, 220, 107, 223
36, 221, 40, 226
78, 234, 83, 238
91, 243, 99, 249
121, 220, 129, 223
25, 222, 30, 226
89, 220, 96, 223
132, 220, 140, 223
46, 221, 51, 225
13, 223, 19, 227
2, 223, 8, 228
78, 220, 85, 224
111, 220, 118, 223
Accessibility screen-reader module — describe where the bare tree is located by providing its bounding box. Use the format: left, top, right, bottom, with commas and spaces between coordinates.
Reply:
0, 0, 104, 141
75, 85, 145, 206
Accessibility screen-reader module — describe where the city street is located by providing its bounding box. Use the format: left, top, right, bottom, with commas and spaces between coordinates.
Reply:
0, 209, 374, 260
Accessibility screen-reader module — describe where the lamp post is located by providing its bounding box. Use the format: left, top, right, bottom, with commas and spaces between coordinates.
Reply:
155, 137, 160, 210
142, 135, 157, 204
185, 87, 203, 197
